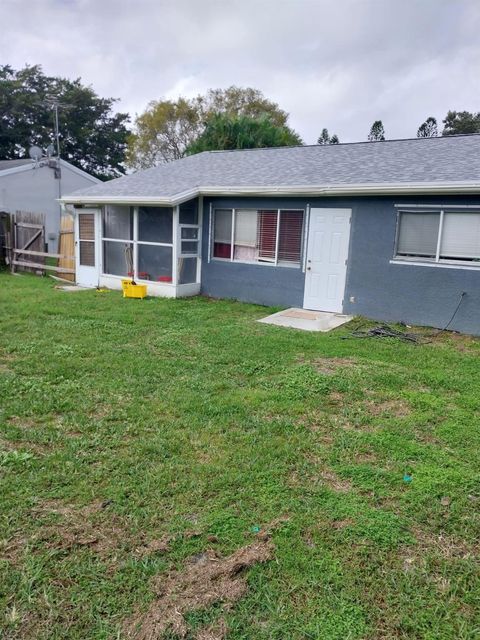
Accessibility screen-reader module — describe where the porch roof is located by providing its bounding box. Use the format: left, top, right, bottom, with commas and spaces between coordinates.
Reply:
61, 134, 480, 205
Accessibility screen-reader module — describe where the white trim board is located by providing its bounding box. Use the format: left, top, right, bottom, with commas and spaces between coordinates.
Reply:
60, 180, 480, 207
390, 259, 480, 272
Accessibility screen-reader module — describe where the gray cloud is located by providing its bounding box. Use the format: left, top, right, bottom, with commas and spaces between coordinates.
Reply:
1, 0, 479, 143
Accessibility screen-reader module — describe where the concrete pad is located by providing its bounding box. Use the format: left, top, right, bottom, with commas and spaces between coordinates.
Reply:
258, 308, 353, 332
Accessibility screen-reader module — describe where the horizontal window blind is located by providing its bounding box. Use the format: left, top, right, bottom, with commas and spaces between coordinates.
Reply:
278, 210, 303, 263
397, 212, 439, 257
257, 210, 278, 261
79, 241, 95, 266
79, 213, 95, 241
440, 213, 480, 260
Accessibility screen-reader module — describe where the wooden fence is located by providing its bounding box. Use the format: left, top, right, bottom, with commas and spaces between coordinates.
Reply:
8, 210, 75, 279
58, 214, 75, 282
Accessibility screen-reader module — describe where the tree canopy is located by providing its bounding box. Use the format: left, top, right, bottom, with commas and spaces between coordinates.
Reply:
442, 110, 480, 136
417, 117, 438, 138
368, 120, 385, 141
317, 128, 339, 145
185, 113, 302, 155
126, 86, 299, 168
0, 65, 130, 180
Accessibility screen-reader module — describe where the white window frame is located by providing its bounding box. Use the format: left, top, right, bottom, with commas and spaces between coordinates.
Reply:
210, 207, 306, 268
394, 208, 480, 268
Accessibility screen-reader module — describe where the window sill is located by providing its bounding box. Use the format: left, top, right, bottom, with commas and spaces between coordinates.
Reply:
390, 259, 480, 271
210, 258, 301, 269
101, 273, 175, 285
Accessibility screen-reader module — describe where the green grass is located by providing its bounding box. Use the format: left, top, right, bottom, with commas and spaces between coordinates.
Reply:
1, 273, 479, 639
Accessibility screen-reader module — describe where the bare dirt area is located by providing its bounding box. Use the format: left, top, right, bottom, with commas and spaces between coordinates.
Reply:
124, 539, 275, 639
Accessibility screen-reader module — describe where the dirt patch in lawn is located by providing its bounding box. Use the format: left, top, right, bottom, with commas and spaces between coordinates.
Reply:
124, 539, 274, 639
3, 500, 173, 565
311, 357, 359, 375
412, 528, 479, 560
28, 499, 128, 555
319, 469, 353, 493
399, 526, 479, 574
6, 415, 42, 430
365, 397, 411, 418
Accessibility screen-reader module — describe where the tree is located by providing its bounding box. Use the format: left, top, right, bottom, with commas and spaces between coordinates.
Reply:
0, 65, 130, 180
202, 86, 289, 127
126, 86, 296, 168
185, 113, 303, 155
317, 128, 340, 145
442, 110, 480, 136
368, 120, 385, 141
417, 117, 438, 138
125, 97, 204, 169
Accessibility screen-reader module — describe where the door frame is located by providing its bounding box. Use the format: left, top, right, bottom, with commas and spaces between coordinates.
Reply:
75, 208, 100, 287
303, 207, 352, 312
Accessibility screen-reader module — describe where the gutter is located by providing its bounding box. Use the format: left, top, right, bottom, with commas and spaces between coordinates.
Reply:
60, 180, 480, 207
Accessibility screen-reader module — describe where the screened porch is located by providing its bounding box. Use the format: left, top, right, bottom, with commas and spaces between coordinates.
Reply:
76, 198, 202, 296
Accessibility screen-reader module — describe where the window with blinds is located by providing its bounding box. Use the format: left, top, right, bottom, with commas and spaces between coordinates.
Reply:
396, 210, 480, 264
212, 208, 304, 266
397, 212, 439, 258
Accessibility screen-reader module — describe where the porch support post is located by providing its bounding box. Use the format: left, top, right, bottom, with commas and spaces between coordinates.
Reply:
172, 204, 179, 290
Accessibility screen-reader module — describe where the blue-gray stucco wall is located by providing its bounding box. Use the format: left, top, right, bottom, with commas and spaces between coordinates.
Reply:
200, 195, 480, 335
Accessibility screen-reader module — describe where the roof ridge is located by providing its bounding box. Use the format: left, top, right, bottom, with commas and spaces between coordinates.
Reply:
206, 133, 480, 154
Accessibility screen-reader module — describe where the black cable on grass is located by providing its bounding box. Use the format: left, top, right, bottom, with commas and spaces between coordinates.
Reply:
343, 292, 468, 345
344, 324, 424, 344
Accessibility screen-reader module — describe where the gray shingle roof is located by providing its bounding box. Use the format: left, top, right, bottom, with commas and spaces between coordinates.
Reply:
0, 159, 33, 171
63, 134, 480, 203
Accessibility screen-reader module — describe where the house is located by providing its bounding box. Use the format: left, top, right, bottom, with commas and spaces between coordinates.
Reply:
0, 158, 100, 252
62, 135, 480, 335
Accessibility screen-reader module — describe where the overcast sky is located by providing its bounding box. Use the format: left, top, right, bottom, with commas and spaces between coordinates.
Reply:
1, 0, 479, 144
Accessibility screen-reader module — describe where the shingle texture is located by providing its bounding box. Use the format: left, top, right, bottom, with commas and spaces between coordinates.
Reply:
66, 135, 480, 200
0, 159, 34, 171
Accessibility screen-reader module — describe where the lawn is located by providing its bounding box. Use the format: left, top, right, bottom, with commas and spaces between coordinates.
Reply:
0, 273, 479, 640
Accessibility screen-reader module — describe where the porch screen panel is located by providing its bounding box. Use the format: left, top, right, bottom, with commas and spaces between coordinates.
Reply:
213, 209, 232, 259
103, 241, 130, 276
138, 207, 173, 244
397, 212, 439, 258
440, 213, 480, 261
278, 210, 304, 264
103, 205, 132, 240
137, 244, 173, 282
178, 257, 197, 284
257, 210, 278, 262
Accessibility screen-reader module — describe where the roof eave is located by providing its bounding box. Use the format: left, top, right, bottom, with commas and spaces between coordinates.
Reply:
60, 180, 480, 206
201, 181, 480, 196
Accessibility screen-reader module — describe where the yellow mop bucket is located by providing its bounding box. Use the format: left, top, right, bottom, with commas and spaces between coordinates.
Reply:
122, 279, 147, 299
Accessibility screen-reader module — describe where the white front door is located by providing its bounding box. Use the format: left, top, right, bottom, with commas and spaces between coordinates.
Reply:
303, 208, 351, 312
75, 210, 99, 287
